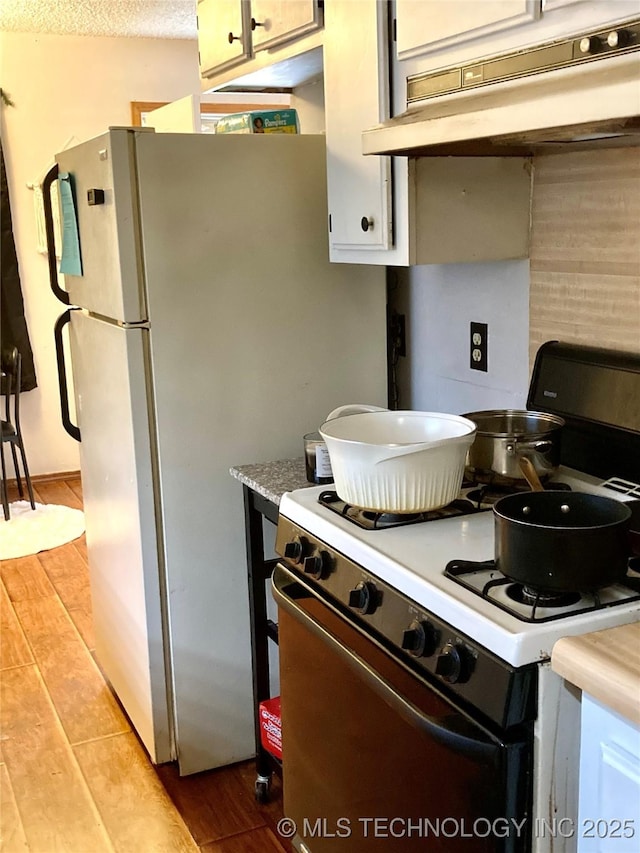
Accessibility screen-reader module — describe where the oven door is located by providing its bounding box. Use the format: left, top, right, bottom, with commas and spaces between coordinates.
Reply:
272, 563, 532, 853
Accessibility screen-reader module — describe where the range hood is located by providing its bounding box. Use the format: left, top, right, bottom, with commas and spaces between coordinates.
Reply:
363, 21, 640, 157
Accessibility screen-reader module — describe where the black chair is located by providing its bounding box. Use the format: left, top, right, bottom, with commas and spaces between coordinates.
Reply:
1, 347, 35, 521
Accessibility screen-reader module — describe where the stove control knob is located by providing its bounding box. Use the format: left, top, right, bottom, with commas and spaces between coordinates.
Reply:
284, 536, 309, 565
348, 581, 379, 615
303, 550, 331, 580
401, 619, 438, 658
435, 642, 472, 684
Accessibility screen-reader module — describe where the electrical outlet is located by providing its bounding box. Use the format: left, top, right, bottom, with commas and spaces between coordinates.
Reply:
470, 322, 488, 372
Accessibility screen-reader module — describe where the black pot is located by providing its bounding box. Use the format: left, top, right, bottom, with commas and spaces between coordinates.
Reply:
629, 499, 640, 557
493, 491, 634, 593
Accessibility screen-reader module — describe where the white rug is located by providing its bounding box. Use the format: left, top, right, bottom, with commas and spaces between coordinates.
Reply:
0, 501, 86, 560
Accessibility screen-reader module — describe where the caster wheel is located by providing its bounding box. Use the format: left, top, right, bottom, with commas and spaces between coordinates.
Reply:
255, 778, 270, 803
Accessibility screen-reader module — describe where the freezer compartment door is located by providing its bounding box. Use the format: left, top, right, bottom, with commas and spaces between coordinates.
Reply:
69, 309, 172, 763
56, 129, 148, 322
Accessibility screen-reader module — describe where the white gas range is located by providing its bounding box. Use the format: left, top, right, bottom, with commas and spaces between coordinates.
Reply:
273, 342, 640, 853
278, 467, 640, 670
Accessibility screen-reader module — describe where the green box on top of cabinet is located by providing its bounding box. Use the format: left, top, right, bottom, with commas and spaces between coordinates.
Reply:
215, 109, 299, 134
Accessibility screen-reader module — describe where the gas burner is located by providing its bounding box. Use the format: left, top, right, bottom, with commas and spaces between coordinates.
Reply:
465, 481, 571, 509
445, 559, 640, 622
506, 583, 581, 609
318, 490, 481, 530
362, 509, 421, 525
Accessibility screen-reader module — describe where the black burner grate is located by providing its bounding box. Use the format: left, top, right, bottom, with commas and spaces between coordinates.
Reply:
465, 481, 571, 508
318, 490, 482, 530
444, 559, 640, 622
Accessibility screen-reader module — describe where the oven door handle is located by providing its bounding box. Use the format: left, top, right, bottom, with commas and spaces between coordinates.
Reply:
272, 563, 503, 762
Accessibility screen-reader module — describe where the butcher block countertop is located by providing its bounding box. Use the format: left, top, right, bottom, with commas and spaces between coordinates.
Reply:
552, 622, 640, 726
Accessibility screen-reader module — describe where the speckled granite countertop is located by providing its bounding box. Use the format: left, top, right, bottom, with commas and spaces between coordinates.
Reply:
230, 458, 314, 506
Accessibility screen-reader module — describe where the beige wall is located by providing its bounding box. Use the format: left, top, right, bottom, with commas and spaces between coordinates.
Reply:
0, 31, 200, 475
290, 75, 325, 133
529, 147, 640, 366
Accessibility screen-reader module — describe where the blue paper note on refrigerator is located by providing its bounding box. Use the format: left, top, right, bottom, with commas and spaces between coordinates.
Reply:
58, 172, 83, 276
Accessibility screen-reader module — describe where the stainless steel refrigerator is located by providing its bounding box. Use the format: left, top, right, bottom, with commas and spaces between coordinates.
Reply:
43, 128, 387, 774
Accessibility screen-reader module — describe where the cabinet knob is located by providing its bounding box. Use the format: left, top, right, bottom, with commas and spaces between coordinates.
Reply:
228, 31, 242, 44
251, 18, 265, 30
361, 216, 374, 232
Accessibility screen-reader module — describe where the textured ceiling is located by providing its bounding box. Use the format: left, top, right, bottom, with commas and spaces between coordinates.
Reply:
0, 0, 198, 40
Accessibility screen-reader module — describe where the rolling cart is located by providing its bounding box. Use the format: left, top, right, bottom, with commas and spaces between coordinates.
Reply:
231, 460, 312, 802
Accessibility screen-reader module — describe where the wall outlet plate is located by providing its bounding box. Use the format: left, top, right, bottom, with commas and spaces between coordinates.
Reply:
470, 322, 488, 372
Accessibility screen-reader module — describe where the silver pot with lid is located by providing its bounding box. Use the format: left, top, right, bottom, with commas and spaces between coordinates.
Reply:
462, 409, 565, 486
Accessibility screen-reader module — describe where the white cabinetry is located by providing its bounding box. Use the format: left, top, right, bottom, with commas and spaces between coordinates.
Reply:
395, 0, 540, 61
578, 694, 640, 852
250, 1, 322, 52
325, 0, 532, 266
198, 0, 323, 83
198, 0, 250, 78
395, 0, 640, 77
324, 0, 397, 263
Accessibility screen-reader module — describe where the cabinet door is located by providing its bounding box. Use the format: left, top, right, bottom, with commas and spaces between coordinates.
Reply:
396, 0, 540, 60
198, 0, 251, 78
578, 695, 640, 853
324, 0, 395, 262
250, 1, 322, 52
543, 0, 640, 29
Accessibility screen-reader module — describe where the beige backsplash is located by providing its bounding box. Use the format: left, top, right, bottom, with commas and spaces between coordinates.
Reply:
529, 147, 640, 368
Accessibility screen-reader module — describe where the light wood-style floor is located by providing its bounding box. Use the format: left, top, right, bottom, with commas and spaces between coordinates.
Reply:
0, 475, 290, 853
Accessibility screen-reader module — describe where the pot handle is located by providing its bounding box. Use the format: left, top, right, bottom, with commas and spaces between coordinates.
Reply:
324, 404, 388, 421
506, 439, 553, 455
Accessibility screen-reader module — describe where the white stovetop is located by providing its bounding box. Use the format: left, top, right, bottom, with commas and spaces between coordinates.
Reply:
278, 468, 640, 667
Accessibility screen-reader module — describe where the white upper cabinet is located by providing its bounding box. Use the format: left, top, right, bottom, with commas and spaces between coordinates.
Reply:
395, 0, 640, 76
198, 0, 250, 77
324, 0, 397, 263
324, 0, 532, 267
198, 0, 323, 82
250, 1, 323, 52
396, 0, 540, 61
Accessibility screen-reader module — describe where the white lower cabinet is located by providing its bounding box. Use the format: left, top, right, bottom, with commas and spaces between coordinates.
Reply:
578, 694, 640, 852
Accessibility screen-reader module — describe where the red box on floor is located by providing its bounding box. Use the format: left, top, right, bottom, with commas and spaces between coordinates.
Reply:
259, 697, 282, 760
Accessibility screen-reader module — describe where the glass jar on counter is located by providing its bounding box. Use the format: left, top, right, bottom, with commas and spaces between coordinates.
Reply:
303, 432, 333, 484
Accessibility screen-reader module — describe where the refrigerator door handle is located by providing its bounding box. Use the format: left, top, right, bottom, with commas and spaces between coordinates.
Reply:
43, 163, 71, 305
54, 309, 81, 441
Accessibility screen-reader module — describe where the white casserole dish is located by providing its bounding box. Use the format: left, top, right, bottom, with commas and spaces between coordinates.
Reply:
319, 405, 477, 512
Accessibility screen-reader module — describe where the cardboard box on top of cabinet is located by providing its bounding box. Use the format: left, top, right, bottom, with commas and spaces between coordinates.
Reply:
215, 109, 299, 135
